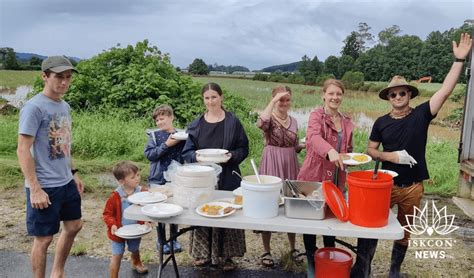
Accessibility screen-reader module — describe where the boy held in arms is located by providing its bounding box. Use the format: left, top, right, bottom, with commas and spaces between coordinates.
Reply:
144, 104, 185, 253
103, 161, 150, 277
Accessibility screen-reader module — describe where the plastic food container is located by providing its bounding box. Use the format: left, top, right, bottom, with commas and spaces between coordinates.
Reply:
172, 164, 218, 208
242, 175, 282, 219
172, 183, 214, 209
283, 181, 326, 220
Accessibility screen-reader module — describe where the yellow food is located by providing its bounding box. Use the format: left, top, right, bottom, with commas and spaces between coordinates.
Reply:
200, 204, 223, 215
352, 154, 369, 162
234, 195, 243, 205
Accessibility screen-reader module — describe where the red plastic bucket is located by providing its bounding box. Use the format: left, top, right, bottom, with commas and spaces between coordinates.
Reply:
314, 247, 353, 278
347, 171, 393, 227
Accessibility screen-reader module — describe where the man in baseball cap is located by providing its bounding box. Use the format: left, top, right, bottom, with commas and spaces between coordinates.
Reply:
41, 55, 78, 73
351, 33, 472, 278
18, 55, 83, 277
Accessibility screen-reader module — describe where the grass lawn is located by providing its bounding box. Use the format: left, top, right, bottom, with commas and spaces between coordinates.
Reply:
0, 70, 41, 89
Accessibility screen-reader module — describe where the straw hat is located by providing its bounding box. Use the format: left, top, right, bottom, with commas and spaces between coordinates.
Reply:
379, 75, 419, 100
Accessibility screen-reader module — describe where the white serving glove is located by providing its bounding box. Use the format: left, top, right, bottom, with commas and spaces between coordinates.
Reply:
395, 150, 417, 167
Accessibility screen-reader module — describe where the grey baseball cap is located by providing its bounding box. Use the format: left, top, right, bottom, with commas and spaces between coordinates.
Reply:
41, 56, 78, 73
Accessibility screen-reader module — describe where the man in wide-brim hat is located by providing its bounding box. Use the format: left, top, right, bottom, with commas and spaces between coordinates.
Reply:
351, 33, 472, 278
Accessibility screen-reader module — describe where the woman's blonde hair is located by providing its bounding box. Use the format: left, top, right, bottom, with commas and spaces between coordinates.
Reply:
271, 85, 292, 97
322, 79, 345, 94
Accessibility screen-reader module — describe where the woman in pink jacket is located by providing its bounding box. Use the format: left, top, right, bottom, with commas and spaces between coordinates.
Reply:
297, 79, 354, 277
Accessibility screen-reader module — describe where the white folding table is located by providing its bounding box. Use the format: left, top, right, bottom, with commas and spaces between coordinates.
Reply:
124, 190, 403, 277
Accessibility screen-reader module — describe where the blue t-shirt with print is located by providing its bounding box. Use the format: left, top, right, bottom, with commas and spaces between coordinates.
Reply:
18, 93, 73, 188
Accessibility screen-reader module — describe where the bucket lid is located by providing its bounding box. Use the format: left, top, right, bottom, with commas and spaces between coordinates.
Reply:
177, 165, 215, 177
322, 181, 349, 222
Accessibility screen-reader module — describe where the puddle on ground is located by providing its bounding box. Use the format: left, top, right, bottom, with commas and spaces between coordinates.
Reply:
0, 86, 32, 108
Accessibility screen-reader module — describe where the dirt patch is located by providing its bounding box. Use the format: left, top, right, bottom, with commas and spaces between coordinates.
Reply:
1, 188, 472, 277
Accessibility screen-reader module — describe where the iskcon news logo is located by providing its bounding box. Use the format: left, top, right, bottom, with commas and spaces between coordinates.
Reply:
403, 201, 459, 259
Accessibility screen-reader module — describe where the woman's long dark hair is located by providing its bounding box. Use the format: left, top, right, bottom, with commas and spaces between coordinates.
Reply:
201, 82, 223, 96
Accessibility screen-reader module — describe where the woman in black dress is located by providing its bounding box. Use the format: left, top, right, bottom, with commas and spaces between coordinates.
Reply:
182, 82, 249, 271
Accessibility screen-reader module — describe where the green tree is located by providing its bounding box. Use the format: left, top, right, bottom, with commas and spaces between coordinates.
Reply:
341, 32, 362, 60
354, 45, 387, 81
323, 56, 339, 77
384, 35, 423, 80
29, 56, 43, 66
338, 55, 355, 79
188, 58, 209, 75
298, 55, 313, 84
3, 48, 20, 70
311, 55, 323, 77
357, 22, 375, 52
378, 25, 401, 46
417, 31, 452, 82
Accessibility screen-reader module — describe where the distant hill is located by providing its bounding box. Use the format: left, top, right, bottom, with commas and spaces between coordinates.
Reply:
260, 61, 301, 72
15, 52, 81, 62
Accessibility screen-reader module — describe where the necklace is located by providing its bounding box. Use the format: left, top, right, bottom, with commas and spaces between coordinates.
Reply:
390, 107, 413, 119
273, 112, 289, 122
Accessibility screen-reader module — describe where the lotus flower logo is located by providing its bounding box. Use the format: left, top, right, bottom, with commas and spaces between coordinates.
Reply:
402, 200, 459, 236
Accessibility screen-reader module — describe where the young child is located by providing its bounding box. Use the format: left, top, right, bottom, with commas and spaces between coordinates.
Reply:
144, 104, 185, 254
103, 161, 149, 277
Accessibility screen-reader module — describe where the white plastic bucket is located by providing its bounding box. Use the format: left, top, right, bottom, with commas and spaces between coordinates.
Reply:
241, 175, 282, 219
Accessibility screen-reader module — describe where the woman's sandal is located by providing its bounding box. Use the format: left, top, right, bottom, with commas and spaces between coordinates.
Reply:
260, 252, 275, 267
193, 258, 210, 267
222, 258, 237, 272
291, 249, 306, 264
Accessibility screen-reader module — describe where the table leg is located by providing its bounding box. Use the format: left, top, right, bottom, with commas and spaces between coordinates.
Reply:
217, 228, 224, 258
156, 224, 197, 278
157, 223, 165, 278
169, 224, 179, 276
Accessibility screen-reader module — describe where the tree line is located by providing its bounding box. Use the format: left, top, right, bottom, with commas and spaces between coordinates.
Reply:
255, 22, 472, 85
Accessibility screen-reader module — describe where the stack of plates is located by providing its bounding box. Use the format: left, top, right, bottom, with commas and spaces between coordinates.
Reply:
141, 203, 184, 219
115, 224, 152, 239
128, 191, 168, 205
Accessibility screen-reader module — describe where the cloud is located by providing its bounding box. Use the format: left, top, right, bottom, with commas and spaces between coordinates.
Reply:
1, 0, 472, 70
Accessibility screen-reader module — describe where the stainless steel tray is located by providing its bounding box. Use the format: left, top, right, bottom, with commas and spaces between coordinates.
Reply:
283, 180, 326, 220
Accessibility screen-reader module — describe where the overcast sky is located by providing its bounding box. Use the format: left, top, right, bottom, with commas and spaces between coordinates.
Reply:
1, 0, 472, 70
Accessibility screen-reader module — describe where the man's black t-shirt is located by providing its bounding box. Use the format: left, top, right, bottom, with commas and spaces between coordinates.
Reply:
369, 101, 436, 185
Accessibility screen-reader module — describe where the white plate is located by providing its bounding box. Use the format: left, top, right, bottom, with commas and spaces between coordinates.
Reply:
342, 153, 372, 166
364, 169, 399, 178
178, 165, 215, 177
195, 202, 237, 218
171, 132, 188, 140
197, 155, 230, 163
128, 191, 168, 205
115, 224, 151, 239
196, 149, 229, 157
141, 203, 183, 219
232, 187, 242, 196
214, 198, 243, 209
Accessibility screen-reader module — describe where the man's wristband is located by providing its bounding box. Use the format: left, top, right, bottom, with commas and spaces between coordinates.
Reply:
455, 58, 465, 63
71, 169, 79, 175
